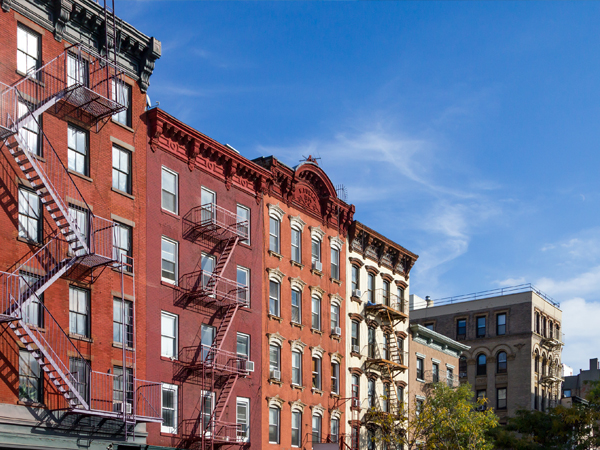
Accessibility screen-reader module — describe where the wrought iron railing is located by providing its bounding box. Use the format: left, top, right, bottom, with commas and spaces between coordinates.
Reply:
182, 419, 243, 443
178, 271, 248, 307
430, 283, 560, 308
183, 203, 249, 241
178, 345, 250, 376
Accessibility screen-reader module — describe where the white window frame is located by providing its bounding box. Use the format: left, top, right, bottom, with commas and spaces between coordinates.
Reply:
312, 413, 322, 443
237, 266, 250, 306
237, 332, 250, 360
236, 397, 250, 442
161, 166, 178, 214
161, 311, 178, 358
269, 280, 280, 317
331, 361, 339, 394
17, 25, 39, 75
291, 409, 301, 447
312, 356, 322, 390
291, 288, 301, 324
269, 216, 280, 253
161, 237, 178, 284
18, 101, 40, 156
112, 145, 132, 194
311, 237, 321, 263
18, 187, 41, 243
311, 296, 321, 330
112, 79, 131, 126
269, 406, 280, 444
269, 344, 280, 372
292, 350, 302, 386
330, 303, 339, 331
67, 124, 88, 176
69, 285, 90, 337
291, 226, 301, 263
161, 383, 178, 434
331, 246, 340, 280
237, 204, 250, 245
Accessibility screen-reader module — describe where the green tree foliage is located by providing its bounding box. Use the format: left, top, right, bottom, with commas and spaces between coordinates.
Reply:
366, 382, 498, 450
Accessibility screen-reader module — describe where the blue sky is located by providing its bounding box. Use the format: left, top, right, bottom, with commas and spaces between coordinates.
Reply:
122, 1, 600, 371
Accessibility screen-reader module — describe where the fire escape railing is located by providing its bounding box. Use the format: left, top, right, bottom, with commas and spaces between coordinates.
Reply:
178, 345, 252, 376
183, 203, 249, 242
177, 270, 249, 308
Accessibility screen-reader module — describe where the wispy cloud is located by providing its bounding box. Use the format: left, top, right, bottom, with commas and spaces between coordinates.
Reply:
560, 297, 600, 370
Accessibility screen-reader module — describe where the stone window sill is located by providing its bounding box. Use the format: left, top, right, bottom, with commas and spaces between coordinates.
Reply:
290, 260, 304, 269
268, 250, 283, 260
269, 378, 283, 386
311, 328, 323, 335
68, 169, 93, 183
268, 314, 283, 323
111, 187, 134, 200
331, 278, 342, 285
311, 388, 324, 396
291, 322, 304, 329
291, 384, 305, 391
310, 269, 323, 277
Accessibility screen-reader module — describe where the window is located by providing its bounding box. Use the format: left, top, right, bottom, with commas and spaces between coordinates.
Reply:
201, 392, 214, 434
291, 410, 301, 447
68, 125, 88, 176
311, 296, 321, 330
417, 357, 424, 380
312, 356, 322, 390
291, 288, 301, 324
291, 227, 301, 263
69, 286, 89, 337
200, 187, 215, 223
432, 362, 439, 383
447, 367, 454, 387
161, 383, 178, 433
382, 383, 390, 412
477, 389, 487, 407
113, 297, 133, 347
367, 273, 375, 302
331, 362, 339, 394
331, 417, 340, 443
331, 246, 340, 280
311, 237, 321, 263
351, 426, 359, 450
68, 205, 89, 256
236, 397, 250, 442
351, 265, 359, 292
424, 322, 434, 330
383, 334, 390, 360
161, 237, 178, 283
535, 312, 540, 334
236, 204, 250, 245
312, 414, 322, 443
161, 167, 178, 214
476, 316, 486, 338
269, 217, 280, 253
564, 389, 572, 398
497, 351, 507, 373
477, 354, 487, 376
236, 266, 249, 305
113, 366, 133, 413
497, 388, 507, 410
368, 327, 376, 358
549, 320, 553, 338
112, 80, 131, 126
200, 324, 215, 361
535, 353, 540, 373
112, 146, 131, 194
269, 344, 280, 373
543, 317, 547, 337
17, 25, 39, 74
330, 303, 339, 332
292, 350, 302, 385
416, 399, 424, 416
161, 312, 177, 358
67, 53, 88, 87
20, 272, 42, 327
383, 280, 390, 306
351, 374, 360, 402
19, 350, 41, 403
201, 253, 215, 292
351, 320, 360, 350
456, 318, 466, 339
69, 357, 90, 404
368, 378, 375, 407
459, 356, 467, 378
269, 280, 280, 317
368, 429, 375, 450
497, 313, 506, 336
113, 222, 132, 265
269, 407, 280, 444
18, 101, 40, 156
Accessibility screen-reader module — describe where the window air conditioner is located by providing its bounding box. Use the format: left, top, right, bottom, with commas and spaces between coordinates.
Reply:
270, 369, 281, 381
312, 261, 323, 272
115, 402, 133, 414
352, 345, 360, 354
333, 327, 342, 336
352, 289, 362, 298
246, 361, 255, 372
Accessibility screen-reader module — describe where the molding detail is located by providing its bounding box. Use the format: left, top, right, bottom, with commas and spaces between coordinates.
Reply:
310, 225, 326, 241
268, 203, 285, 221
267, 332, 285, 347
267, 395, 285, 409
310, 403, 325, 417
311, 345, 325, 359
289, 276, 307, 292
289, 339, 307, 353
289, 214, 306, 231
329, 235, 344, 250
310, 285, 326, 299
329, 293, 343, 307
289, 399, 307, 412
267, 267, 285, 283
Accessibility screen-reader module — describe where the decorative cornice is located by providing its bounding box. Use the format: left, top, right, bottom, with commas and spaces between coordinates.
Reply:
267, 267, 285, 283
288, 214, 306, 231
268, 203, 286, 221
267, 395, 285, 409
289, 276, 307, 292
329, 293, 343, 306
267, 332, 285, 347
289, 339, 307, 353
289, 399, 307, 412
310, 285, 326, 299
310, 345, 325, 359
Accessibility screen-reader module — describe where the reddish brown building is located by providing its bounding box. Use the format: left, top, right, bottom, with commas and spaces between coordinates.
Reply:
253, 156, 354, 449
145, 108, 269, 449
0, 1, 160, 450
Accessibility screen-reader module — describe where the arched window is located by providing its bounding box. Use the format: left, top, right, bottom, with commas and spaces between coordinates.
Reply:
542, 317, 547, 337
497, 351, 507, 373
548, 320, 553, 338
535, 352, 540, 373
542, 357, 547, 376
477, 354, 487, 376
459, 356, 467, 378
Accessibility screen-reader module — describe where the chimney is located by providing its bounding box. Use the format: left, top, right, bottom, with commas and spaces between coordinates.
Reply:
591, 358, 599, 370
426, 296, 433, 307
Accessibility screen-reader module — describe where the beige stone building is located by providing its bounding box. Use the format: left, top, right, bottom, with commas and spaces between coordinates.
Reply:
345, 221, 418, 450
410, 287, 563, 423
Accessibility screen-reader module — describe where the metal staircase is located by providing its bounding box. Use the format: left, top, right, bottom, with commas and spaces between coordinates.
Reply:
0, 44, 161, 430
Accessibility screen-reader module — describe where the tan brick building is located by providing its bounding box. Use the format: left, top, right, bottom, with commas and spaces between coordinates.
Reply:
410, 287, 563, 423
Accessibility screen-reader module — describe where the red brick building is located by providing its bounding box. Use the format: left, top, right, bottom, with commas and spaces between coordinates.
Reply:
0, 1, 160, 450
253, 156, 354, 449
145, 107, 269, 449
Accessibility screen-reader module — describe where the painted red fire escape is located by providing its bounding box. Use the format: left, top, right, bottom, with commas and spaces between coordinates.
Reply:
0, 11, 161, 434
176, 203, 251, 449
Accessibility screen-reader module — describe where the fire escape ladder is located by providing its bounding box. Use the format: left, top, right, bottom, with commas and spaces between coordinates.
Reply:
206, 372, 239, 432
213, 302, 240, 352
204, 236, 239, 296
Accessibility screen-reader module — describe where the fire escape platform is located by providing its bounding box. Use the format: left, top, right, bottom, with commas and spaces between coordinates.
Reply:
182, 203, 249, 243
366, 358, 408, 372
364, 303, 408, 321
175, 273, 248, 311
182, 419, 244, 446
55, 84, 126, 124
177, 346, 250, 377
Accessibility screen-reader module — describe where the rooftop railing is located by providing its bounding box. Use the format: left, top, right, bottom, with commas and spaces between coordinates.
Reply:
428, 283, 560, 308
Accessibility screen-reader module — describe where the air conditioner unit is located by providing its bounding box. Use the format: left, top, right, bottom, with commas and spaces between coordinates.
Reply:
352, 345, 360, 354
246, 360, 255, 372
270, 369, 281, 381
312, 261, 323, 272
115, 402, 133, 414
352, 289, 362, 298
333, 327, 342, 336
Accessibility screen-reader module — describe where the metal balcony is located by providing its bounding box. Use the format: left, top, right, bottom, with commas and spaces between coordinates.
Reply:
364, 344, 408, 372
183, 203, 249, 242
182, 419, 245, 445
364, 290, 408, 320
177, 345, 252, 377
540, 335, 563, 351
176, 271, 248, 310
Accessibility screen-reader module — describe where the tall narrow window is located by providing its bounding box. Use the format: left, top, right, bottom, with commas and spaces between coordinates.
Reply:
200, 187, 215, 224
113, 222, 132, 265
67, 53, 88, 87
291, 288, 301, 324
236, 204, 250, 245
236, 397, 250, 442
236, 266, 250, 305
497, 388, 507, 410
312, 356, 322, 390
161, 237, 178, 283
20, 272, 42, 327
331, 417, 340, 443
269, 344, 280, 373
351, 321, 360, 352
312, 414, 322, 444
161, 383, 178, 433
18, 101, 40, 156
69, 357, 90, 404
432, 362, 439, 383
17, 25, 39, 74
497, 313, 506, 336
68, 125, 88, 176
311, 296, 321, 330
161, 312, 178, 358
383, 383, 390, 412
368, 327, 376, 358
447, 367, 454, 387
69, 286, 90, 337
68, 205, 89, 256
19, 350, 41, 403
416, 357, 424, 380
161, 167, 178, 214
330, 303, 339, 332
269, 407, 280, 444
112, 146, 131, 194
269, 217, 280, 253
112, 80, 131, 126
201, 324, 215, 361
367, 273, 375, 303
291, 227, 301, 263
201, 391, 214, 432
535, 312, 540, 334
476, 316, 486, 338
311, 237, 321, 263
291, 410, 301, 447
351, 265, 359, 293
237, 333, 250, 363
459, 356, 467, 378
497, 351, 507, 373
113, 297, 133, 347
201, 253, 215, 292
331, 246, 340, 280
368, 378, 375, 407
456, 318, 466, 339
383, 280, 390, 306
113, 366, 133, 413
331, 362, 339, 394
383, 334, 390, 360
292, 350, 302, 385
269, 280, 280, 317
351, 374, 360, 402
477, 354, 487, 376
